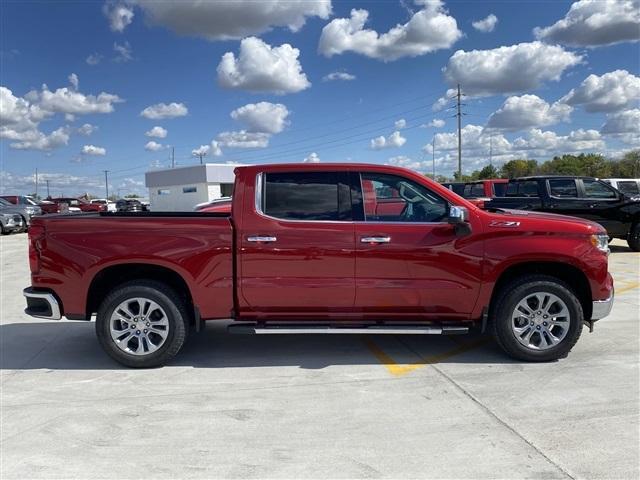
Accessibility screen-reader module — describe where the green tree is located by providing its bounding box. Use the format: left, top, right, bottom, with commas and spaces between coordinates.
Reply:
477, 164, 499, 179
611, 150, 640, 177
124, 194, 140, 198
500, 159, 538, 178
540, 153, 610, 177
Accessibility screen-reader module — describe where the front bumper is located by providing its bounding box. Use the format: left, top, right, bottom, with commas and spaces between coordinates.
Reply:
23, 287, 62, 320
592, 289, 614, 320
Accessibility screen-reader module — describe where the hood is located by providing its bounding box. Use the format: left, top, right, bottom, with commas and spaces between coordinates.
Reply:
484, 208, 605, 234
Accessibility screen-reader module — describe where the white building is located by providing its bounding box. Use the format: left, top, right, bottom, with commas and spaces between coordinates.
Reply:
145, 163, 238, 211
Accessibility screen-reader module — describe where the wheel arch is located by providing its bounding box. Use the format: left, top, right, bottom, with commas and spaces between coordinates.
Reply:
489, 261, 592, 321
86, 263, 195, 322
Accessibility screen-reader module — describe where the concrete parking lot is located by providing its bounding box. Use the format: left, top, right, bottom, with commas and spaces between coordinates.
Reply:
1, 233, 638, 479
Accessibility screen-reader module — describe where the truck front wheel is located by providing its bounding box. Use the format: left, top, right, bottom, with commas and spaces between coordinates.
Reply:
491, 275, 583, 362
627, 222, 640, 252
96, 280, 188, 368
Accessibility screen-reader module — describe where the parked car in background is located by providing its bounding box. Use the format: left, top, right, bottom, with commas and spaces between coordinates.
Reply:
457, 179, 509, 208
486, 176, 640, 251
24, 163, 613, 368
602, 178, 640, 198
0, 197, 41, 229
0, 212, 24, 234
194, 197, 232, 213
39, 197, 105, 214
116, 198, 144, 212
90, 199, 117, 212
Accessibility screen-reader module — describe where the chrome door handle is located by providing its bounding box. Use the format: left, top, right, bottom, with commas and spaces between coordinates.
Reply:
247, 236, 277, 243
361, 236, 391, 244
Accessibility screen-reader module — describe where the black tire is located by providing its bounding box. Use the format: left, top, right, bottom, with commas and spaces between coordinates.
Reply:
490, 275, 583, 362
96, 280, 188, 368
627, 222, 640, 252
0, 223, 7, 235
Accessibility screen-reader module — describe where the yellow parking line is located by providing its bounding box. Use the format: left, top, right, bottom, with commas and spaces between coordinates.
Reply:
364, 337, 491, 377
616, 281, 640, 295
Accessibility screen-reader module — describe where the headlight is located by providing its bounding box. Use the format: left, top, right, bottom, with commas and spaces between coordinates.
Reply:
590, 233, 610, 254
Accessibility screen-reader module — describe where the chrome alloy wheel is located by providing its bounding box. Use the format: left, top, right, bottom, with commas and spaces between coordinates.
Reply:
511, 292, 570, 350
109, 297, 170, 356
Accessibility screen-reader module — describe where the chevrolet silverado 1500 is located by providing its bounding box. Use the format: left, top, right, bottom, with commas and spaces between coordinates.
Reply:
24, 164, 614, 367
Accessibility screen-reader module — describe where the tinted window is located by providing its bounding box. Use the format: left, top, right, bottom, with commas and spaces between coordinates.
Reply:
582, 179, 617, 199
264, 172, 346, 221
470, 184, 485, 197
549, 179, 578, 197
361, 172, 447, 223
506, 181, 539, 197
493, 183, 507, 197
617, 181, 640, 195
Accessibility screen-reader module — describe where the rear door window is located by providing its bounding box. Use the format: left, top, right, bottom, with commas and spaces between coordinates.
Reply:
548, 179, 578, 198
263, 172, 350, 221
506, 181, 539, 197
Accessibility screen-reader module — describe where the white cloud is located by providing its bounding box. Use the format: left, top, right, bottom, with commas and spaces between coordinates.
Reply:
486, 95, 573, 131
560, 70, 640, 113
113, 41, 133, 62
86, 53, 103, 65
230, 102, 290, 134
68, 73, 79, 90
534, 0, 640, 47
0, 82, 120, 151
387, 155, 432, 172
140, 102, 188, 119
442, 41, 582, 96
322, 71, 356, 82
423, 119, 445, 128
512, 128, 605, 153
82, 144, 106, 156
394, 118, 407, 129
103, 2, 135, 32
217, 37, 310, 94
145, 126, 168, 138
318, 2, 462, 61
144, 141, 165, 151
371, 131, 407, 149
35, 84, 123, 115
192, 145, 210, 157
601, 109, 640, 143
210, 141, 222, 156
303, 152, 321, 163
217, 131, 270, 148
77, 123, 97, 136
133, 0, 331, 40
472, 14, 498, 33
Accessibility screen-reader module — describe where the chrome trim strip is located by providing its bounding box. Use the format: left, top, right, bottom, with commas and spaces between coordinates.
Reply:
254, 326, 446, 334
253, 173, 451, 226
591, 290, 614, 320
23, 289, 62, 320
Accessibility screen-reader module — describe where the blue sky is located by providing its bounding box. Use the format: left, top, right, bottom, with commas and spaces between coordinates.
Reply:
1, 0, 639, 196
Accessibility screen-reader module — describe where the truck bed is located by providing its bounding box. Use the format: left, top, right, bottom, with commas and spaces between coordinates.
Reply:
30, 212, 235, 320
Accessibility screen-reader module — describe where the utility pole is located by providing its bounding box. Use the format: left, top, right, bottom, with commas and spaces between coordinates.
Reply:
103, 170, 109, 199
45, 180, 50, 198
456, 84, 463, 179
35, 168, 38, 199
171, 147, 175, 168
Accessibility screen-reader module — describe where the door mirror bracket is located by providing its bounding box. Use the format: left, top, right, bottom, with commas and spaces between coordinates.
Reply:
448, 206, 471, 236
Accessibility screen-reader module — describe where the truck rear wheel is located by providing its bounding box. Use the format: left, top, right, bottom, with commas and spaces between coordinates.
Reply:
491, 275, 583, 362
96, 280, 188, 368
627, 222, 640, 252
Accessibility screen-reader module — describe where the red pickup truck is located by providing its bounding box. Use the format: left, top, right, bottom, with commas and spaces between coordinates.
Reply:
24, 163, 614, 367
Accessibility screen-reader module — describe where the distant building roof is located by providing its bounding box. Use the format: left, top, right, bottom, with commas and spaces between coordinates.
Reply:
145, 163, 240, 188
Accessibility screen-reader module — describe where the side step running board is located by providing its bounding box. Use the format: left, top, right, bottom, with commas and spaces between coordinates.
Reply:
228, 324, 469, 335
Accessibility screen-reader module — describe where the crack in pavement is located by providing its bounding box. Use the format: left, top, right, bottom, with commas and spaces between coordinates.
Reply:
395, 336, 576, 480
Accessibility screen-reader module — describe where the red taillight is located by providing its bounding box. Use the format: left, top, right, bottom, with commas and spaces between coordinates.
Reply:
28, 224, 45, 273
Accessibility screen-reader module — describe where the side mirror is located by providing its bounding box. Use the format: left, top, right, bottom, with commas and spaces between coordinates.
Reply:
448, 205, 469, 224
448, 206, 472, 236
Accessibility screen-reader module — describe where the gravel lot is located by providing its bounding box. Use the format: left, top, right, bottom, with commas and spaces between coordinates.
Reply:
1, 233, 638, 479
